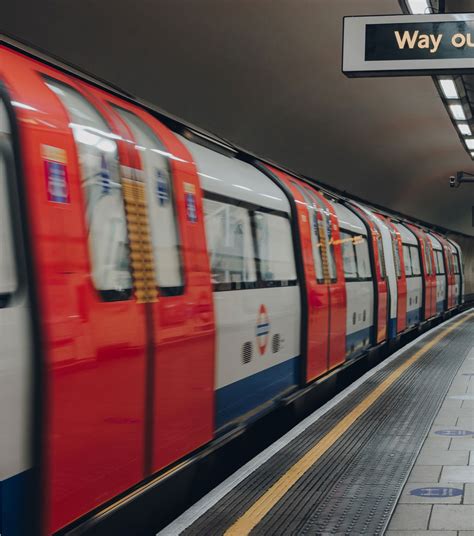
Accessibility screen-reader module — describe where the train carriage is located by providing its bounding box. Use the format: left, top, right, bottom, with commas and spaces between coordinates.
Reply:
0, 40, 466, 536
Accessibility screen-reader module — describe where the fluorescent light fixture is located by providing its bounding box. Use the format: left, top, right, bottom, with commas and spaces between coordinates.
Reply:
439, 78, 459, 100
406, 0, 432, 14
457, 123, 472, 136
449, 104, 466, 121
465, 139, 474, 150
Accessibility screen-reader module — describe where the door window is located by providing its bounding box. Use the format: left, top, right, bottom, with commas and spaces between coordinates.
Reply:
44, 77, 132, 300
203, 197, 256, 289
113, 106, 183, 294
254, 211, 296, 283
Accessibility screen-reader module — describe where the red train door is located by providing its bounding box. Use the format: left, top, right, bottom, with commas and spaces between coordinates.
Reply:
296, 181, 346, 370
406, 224, 436, 320
269, 168, 330, 380
264, 167, 345, 380
384, 218, 407, 334
303, 186, 346, 370
348, 204, 388, 344
436, 234, 455, 309
3, 53, 150, 533
90, 91, 216, 473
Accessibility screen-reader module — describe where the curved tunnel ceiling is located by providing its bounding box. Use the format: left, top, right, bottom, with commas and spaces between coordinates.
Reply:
2, 0, 474, 234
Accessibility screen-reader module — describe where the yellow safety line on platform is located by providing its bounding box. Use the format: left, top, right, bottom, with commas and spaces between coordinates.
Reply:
224, 312, 474, 536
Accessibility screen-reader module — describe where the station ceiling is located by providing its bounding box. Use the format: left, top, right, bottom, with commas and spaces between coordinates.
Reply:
2, 0, 474, 235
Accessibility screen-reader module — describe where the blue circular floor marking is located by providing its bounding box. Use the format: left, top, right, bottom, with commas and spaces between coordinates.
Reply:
434, 429, 474, 436
410, 487, 463, 497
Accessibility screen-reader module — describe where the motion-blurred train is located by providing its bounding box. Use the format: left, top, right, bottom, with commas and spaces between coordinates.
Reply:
0, 40, 465, 535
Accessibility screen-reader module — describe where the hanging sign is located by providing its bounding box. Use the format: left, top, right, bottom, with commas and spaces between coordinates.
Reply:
342, 14, 474, 77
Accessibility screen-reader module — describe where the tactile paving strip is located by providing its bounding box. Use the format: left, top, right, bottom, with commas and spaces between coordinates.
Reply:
181, 315, 474, 536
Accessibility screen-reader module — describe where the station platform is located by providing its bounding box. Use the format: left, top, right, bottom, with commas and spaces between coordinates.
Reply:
159, 309, 474, 536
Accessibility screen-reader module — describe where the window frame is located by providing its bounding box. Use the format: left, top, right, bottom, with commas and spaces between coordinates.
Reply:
203, 190, 298, 292
0, 97, 22, 308
376, 233, 386, 280
289, 181, 324, 284
303, 186, 337, 283
43, 75, 133, 302
410, 244, 422, 276
402, 243, 422, 278
435, 249, 445, 275
111, 103, 185, 297
402, 244, 413, 277
389, 227, 402, 279
452, 252, 460, 275
339, 229, 372, 283
423, 238, 433, 276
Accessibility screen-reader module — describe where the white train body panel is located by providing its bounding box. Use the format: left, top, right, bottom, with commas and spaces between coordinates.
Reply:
396, 223, 422, 326
330, 201, 374, 357
0, 101, 31, 491
181, 137, 301, 428
212, 285, 300, 386
427, 233, 446, 313
0, 296, 31, 482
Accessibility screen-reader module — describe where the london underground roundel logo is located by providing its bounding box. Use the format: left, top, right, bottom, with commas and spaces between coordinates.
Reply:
256, 304, 270, 356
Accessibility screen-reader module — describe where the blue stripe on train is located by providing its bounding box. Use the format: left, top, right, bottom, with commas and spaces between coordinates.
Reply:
437, 300, 445, 313
0, 470, 31, 536
346, 326, 373, 360
388, 317, 397, 340
407, 307, 422, 327
215, 356, 299, 430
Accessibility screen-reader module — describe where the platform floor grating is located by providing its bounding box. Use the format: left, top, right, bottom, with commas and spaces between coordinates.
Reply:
160, 311, 474, 536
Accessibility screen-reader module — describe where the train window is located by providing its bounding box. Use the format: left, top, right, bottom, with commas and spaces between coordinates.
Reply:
410, 245, 421, 276
403, 245, 412, 276
290, 182, 323, 282
310, 213, 324, 282
112, 106, 183, 294
446, 250, 453, 274
376, 235, 386, 279
433, 249, 441, 274
302, 186, 337, 282
389, 228, 402, 278
254, 211, 296, 283
423, 239, 433, 276
203, 197, 256, 289
44, 77, 132, 300
0, 101, 17, 304
453, 253, 460, 274
437, 250, 445, 275
354, 235, 372, 279
340, 231, 358, 280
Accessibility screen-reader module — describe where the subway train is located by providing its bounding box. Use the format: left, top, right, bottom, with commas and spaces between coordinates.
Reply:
0, 40, 465, 535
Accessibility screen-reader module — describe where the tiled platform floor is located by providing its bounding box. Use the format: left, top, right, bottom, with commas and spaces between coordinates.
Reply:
387, 347, 474, 536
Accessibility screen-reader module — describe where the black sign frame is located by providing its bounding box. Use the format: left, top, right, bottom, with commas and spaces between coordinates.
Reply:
342, 13, 474, 78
